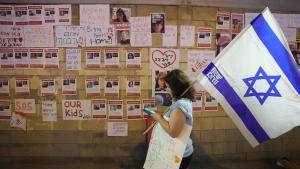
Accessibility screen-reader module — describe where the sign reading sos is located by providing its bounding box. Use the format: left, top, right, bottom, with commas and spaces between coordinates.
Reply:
15, 99, 36, 113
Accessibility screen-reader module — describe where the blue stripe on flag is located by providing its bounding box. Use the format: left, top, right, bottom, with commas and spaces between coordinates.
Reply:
203, 63, 270, 143
251, 14, 300, 95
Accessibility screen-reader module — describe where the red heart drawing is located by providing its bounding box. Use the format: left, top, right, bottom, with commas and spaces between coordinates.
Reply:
152, 50, 176, 68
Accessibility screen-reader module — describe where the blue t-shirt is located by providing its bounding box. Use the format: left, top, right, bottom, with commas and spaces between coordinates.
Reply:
164, 98, 193, 157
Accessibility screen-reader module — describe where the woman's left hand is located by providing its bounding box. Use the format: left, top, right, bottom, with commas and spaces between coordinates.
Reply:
153, 112, 163, 121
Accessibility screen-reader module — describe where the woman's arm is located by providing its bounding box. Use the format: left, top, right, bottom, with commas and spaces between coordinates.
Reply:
153, 108, 186, 138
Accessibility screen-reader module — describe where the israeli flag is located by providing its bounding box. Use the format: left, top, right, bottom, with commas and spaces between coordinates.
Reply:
198, 7, 300, 147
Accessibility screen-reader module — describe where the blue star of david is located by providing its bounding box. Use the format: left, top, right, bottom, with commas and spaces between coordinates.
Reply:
243, 67, 281, 105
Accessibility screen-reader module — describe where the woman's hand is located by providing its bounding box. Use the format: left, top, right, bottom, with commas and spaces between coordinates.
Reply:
152, 112, 164, 121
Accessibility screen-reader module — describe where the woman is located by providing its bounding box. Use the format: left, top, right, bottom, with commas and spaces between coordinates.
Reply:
152, 69, 195, 169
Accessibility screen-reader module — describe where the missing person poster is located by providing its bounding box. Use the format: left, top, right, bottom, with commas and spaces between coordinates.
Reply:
40, 78, 55, 96
29, 48, 44, 68
42, 100, 57, 122
126, 77, 141, 96
28, 5, 43, 25
216, 11, 230, 30
85, 49, 101, 68
126, 49, 141, 68
142, 99, 155, 119
62, 100, 92, 120
14, 5, 28, 26
204, 92, 218, 111
0, 5, 14, 25
126, 100, 142, 120
231, 13, 244, 34
15, 77, 30, 96
151, 13, 165, 33
85, 77, 100, 96
57, 5, 71, 25
197, 27, 212, 48
104, 77, 119, 96
0, 79, 9, 96
92, 99, 107, 119
62, 75, 77, 95
108, 100, 123, 120
0, 48, 14, 68
192, 92, 203, 112
0, 100, 11, 120
14, 48, 29, 68
104, 48, 119, 68
44, 48, 59, 69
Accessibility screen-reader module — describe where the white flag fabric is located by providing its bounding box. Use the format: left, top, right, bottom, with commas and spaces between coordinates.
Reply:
198, 7, 300, 147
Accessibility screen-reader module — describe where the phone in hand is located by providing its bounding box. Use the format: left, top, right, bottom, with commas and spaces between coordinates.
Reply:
143, 107, 156, 116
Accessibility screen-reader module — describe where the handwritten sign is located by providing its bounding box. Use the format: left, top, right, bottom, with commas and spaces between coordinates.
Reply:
163, 25, 177, 47
130, 16, 152, 46
62, 100, 91, 120
151, 48, 179, 70
42, 100, 57, 122
55, 26, 85, 47
0, 26, 24, 47
85, 25, 116, 46
180, 25, 195, 47
15, 99, 35, 114
80, 4, 109, 25
24, 26, 54, 47
66, 48, 81, 70
107, 122, 128, 136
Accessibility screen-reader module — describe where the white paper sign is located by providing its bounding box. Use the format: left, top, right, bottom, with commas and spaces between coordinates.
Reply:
85, 77, 100, 96
29, 48, 44, 68
40, 78, 56, 96
126, 100, 142, 120
0, 79, 9, 96
66, 48, 81, 70
0, 26, 24, 47
85, 25, 116, 46
57, 5, 72, 25
14, 48, 29, 68
14, 5, 28, 26
126, 77, 141, 96
104, 48, 119, 68
216, 12, 230, 30
28, 5, 43, 25
80, 4, 110, 26
108, 100, 123, 120
62, 100, 91, 120
197, 27, 212, 48
104, 77, 119, 96
55, 26, 85, 47
0, 48, 14, 68
0, 5, 14, 25
192, 92, 203, 112
24, 26, 54, 47
15, 99, 35, 114
92, 99, 107, 119
44, 48, 59, 68
126, 49, 141, 68
62, 75, 77, 95
163, 25, 177, 47
107, 122, 128, 136
42, 100, 57, 122
180, 25, 195, 47
85, 49, 101, 68
130, 16, 152, 46
0, 100, 11, 120
15, 77, 30, 95
204, 92, 218, 111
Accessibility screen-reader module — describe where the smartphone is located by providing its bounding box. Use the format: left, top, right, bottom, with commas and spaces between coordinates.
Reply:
143, 107, 156, 115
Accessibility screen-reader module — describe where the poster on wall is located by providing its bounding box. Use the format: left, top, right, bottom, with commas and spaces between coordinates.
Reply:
85, 49, 101, 68
116, 24, 130, 45
40, 78, 55, 96
108, 100, 123, 120
66, 48, 81, 70
29, 48, 44, 68
10, 112, 26, 131
197, 27, 212, 48
0, 5, 14, 25
80, 4, 110, 25
24, 26, 54, 47
126, 49, 141, 68
142, 99, 155, 118
42, 100, 57, 122
151, 13, 165, 33
216, 31, 231, 56
192, 92, 202, 112
0, 48, 14, 68
204, 92, 218, 111
180, 25, 195, 47
231, 13, 244, 34
15, 77, 30, 96
104, 77, 119, 96
28, 5, 43, 25
104, 48, 119, 68
0, 79, 9, 96
85, 76, 100, 96
126, 100, 142, 120
85, 25, 116, 46
62, 100, 92, 120
111, 7, 131, 24
126, 77, 141, 96
14, 48, 29, 68
0, 26, 24, 47
14, 5, 28, 26
163, 25, 177, 47
216, 11, 230, 30
245, 13, 259, 26
130, 16, 152, 47
55, 26, 85, 47
57, 5, 71, 25
43, 5, 56, 25
62, 75, 77, 95
0, 100, 11, 120
92, 99, 107, 119
107, 122, 128, 136
44, 48, 59, 68
15, 99, 35, 114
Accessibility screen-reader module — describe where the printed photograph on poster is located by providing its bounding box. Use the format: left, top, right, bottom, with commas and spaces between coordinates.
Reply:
180, 25, 195, 47
28, 5, 43, 25
142, 99, 156, 118
216, 12, 230, 30
44, 5, 56, 24
55, 26, 85, 47
85, 25, 116, 46
0, 26, 24, 47
80, 4, 110, 26
231, 13, 244, 34
216, 31, 231, 56
204, 93, 218, 111
29, 48, 44, 68
0, 100, 11, 120
126, 50, 141, 68
104, 77, 119, 96
108, 100, 123, 120
126, 77, 141, 96
197, 27, 212, 48
15, 78, 30, 95
104, 48, 119, 68
14, 48, 29, 68
24, 26, 54, 47
42, 100, 57, 122
10, 112, 26, 131
116, 29, 130, 45
85, 77, 100, 96
15, 99, 35, 113
107, 122, 128, 136
62, 75, 77, 95
85, 50, 101, 68
111, 7, 130, 23
151, 13, 165, 33
127, 100, 142, 120
44, 48, 59, 68
192, 92, 203, 112
154, 70, 168, 92
14, 5, 28, 26
0, 79, 9, 96
92, 99, 107, 119
163, 25, 177, 47
57, 5, 71, 25
0, 48, 14, 68
62, 100, 91, 120
40, 78, 55, 96
0, 5, 14, 25
130, 16, 152, 47
66, 48, 81, 70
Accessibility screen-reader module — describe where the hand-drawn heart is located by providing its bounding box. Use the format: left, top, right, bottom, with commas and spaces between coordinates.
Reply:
152, 50, 176, 68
